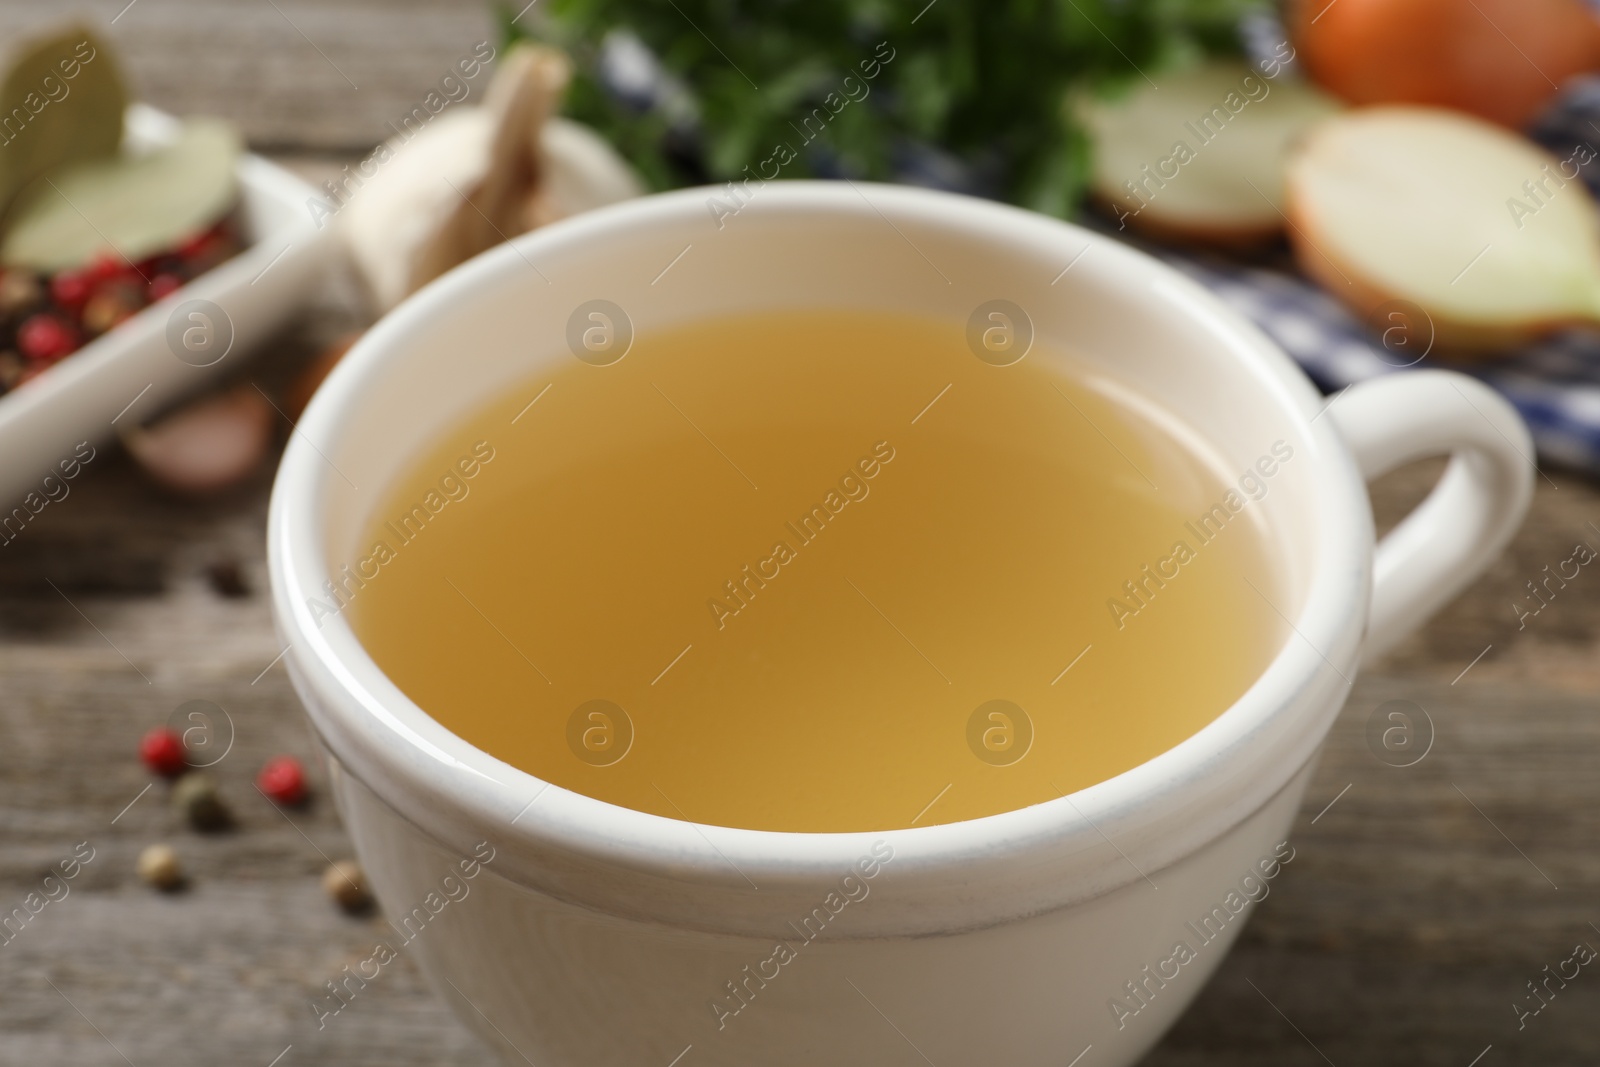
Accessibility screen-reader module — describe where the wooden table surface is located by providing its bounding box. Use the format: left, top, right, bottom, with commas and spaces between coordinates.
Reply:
2, 3, 1598, 1065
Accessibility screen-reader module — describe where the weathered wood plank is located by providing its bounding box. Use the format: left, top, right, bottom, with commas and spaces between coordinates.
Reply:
6, 342, 1596, 1066
0, 21, 1594, 1056
0, 263, 497, 1064
0, 1, 499, 151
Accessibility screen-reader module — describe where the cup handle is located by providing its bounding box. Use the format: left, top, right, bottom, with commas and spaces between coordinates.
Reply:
1325, 371, 1534, 661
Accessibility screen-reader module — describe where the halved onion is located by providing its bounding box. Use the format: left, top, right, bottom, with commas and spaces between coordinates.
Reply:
1081, 61, 1340, 246
1285, 106, 1600, 353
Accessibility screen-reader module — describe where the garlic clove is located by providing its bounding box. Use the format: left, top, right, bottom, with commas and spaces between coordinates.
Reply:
341, 108, 495, 313
340, 45, 644, 315
121, 384, 274, 494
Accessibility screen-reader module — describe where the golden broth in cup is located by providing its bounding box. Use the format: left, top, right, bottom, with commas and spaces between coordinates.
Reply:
346, 309, 1284, 832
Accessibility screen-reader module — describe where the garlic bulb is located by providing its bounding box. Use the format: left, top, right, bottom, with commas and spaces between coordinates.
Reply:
342, 45, 644, 313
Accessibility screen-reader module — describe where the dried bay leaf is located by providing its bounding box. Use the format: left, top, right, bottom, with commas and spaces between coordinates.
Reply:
0, 26, 126, 220
2, 118, 239, 272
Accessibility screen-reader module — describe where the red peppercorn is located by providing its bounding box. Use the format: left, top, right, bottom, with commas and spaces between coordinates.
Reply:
139, 728, 188, 778
49, 271, 92, 312
147, 273, 183, 302
17, 314, 79, 362
87, 253, 124, 284
257, 756, 307, 806
177, 222, 227, 261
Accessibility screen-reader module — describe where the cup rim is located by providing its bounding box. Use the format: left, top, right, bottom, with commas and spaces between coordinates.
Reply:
269, 181, 1369, 932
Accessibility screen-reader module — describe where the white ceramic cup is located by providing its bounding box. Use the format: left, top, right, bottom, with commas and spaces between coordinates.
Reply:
269, 183, 1532, 1066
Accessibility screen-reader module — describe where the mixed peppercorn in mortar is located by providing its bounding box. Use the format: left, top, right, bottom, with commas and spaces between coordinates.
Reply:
0, 216, 241, 394
0, 25, 246, 397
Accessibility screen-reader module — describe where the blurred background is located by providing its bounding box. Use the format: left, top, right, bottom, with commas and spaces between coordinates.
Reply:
2, 1, 1599, 1064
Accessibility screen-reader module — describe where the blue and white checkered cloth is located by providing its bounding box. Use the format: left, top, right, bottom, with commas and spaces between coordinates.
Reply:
1149, 76, 1600, 476
1159, 254, 1600, 472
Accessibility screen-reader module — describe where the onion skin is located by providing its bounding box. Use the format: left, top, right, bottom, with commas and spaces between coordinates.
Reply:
1089, 193, 1285, 249
1292, 0, 1600, 129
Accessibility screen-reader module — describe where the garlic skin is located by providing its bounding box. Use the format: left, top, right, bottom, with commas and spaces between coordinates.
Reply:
539, 117, 648, 219
341, 46, 645, 314
342, 108, 495, 313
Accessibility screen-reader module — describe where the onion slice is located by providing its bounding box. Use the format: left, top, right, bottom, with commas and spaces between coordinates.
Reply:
1285, 106, 1600, 353
1081, 61, 1339, 246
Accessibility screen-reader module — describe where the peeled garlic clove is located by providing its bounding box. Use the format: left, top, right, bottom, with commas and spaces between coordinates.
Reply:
1081, 61, 1340, 246
1285, 105, 1600, 353
122, 385, 274, 494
